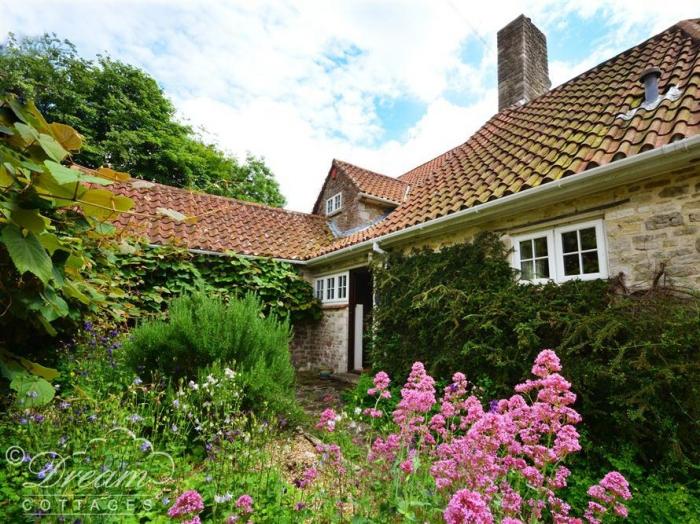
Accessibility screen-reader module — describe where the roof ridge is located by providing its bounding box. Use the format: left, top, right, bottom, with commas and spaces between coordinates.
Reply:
496, 17, 697, 117
675, 19, 700, 42
127, 178, 326, 220
333, 158, 406, 184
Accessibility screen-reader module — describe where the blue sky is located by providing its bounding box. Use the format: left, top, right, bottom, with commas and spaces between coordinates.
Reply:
1, 1, 697, 211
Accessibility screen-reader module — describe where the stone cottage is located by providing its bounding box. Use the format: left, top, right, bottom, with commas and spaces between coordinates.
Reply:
111, 16, 700, 374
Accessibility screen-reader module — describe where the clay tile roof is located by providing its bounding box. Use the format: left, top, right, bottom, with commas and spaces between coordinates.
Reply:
333, 159, 409, 204
313, 18, 700, 256
109, 19, 699, 262
111, 180, 333, 260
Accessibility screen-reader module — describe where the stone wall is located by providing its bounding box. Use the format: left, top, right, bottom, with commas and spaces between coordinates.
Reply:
315, 168, 393, 234
291, 305, 348, 372
294, 165, 700, 372
404, 165, 700, 290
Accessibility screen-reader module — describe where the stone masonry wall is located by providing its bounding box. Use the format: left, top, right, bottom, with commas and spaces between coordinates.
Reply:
405, 165, 700, 290
291, 305, 348, 373
315, 169, 393, 234
294, 165, 700, 372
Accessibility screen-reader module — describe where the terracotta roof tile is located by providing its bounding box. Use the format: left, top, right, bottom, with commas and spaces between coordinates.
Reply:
110, 19, 699, 262
315, 19, 700, 256
332, 159, 408, 204
111, 181, 333, 260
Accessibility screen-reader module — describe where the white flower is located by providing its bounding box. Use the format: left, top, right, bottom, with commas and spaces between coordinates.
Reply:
224, 368, 235, 379
354, 407, 362, 415
188, 381, 199, 391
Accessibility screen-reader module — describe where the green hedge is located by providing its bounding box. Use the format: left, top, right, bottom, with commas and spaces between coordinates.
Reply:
371, 233, 700, 473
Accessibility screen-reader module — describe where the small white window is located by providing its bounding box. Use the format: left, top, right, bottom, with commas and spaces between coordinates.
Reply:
326, 276, 335, 300
314, 272, 349, 304
337, 274, 347, 299
326, 192, 342, 215
512, 219, 607, 284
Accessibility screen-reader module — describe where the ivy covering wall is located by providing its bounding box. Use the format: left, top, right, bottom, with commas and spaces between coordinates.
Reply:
101, 242, 320, 325
370, 233, 700, 475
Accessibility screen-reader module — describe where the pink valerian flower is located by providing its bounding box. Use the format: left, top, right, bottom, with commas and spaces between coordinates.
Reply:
235, 494, 253, 514
294, 467, 318, 489
368, 433, 401, 463
363, 407, 383, 418
444, 489, 494, 524
368, 371, 391, 398
585, 472, 631, 521
315, 408, 338, 432
392, 362, 436, 441
182, 517, 201, 524
167, 490, 204, 518
531, 349, 562, 377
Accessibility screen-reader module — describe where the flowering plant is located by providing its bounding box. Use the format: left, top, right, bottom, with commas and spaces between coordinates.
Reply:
316, 350, 631, 523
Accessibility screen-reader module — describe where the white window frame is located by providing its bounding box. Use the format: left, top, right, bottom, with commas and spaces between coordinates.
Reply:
512, 229, 556, 285
326, 192, 342, 215
314, 271, 349, 304
512, 219, 608, 284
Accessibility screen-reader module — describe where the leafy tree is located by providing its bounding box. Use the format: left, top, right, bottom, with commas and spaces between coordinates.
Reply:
0, 94, 133, 404
0, 33, 286, 206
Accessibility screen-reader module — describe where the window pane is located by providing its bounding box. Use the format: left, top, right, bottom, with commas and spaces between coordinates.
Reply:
535, 258, 550, 278
316, 280, 324, 300
326, 199, 332, 213
581, 251, 600, 274
533, 236, 548, 257
326, 277, 335, 300
335, 194, 341, 208
563, 254, 580, 275
338, 275, 347, 298
561, 231, 579, 253
580, 227, 597, 250
520, 260, 534, 280
519, 239, 533, 260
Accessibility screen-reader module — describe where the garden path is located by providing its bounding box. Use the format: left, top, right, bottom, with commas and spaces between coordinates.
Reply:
295, 371, 358, 417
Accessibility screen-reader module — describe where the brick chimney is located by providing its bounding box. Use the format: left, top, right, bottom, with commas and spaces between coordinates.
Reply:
497, 15, 551, 110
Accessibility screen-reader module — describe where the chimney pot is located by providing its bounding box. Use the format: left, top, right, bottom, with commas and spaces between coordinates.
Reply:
497, 15, 551, 111
639, 66, 661, 104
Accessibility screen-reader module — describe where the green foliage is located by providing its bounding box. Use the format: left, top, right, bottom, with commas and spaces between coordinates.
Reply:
97, 240, 320, 324
0, 93, 132, 335
371, 233, 700, 473
0, 33, 286, 206
124, 292, 298, 415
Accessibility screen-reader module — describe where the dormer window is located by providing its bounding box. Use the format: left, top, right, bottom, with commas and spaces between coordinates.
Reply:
326, 192, 342, 215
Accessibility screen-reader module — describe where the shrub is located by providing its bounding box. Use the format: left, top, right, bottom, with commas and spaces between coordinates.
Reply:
123, 292, 296, 413
371, 233, 700, 472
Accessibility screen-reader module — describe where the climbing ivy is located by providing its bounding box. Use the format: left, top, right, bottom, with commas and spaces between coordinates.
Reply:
99, 241, 320, 324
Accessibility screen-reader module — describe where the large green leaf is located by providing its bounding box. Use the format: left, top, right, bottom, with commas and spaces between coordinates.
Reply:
38, 133, 69, 162
44, 160, 111, 186
0, 224, 53, 284
10, 372, 55, 407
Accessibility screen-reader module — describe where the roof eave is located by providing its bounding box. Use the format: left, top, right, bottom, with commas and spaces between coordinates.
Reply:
305, 134, 700, 268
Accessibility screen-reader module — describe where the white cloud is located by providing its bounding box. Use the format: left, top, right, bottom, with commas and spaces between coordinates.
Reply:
0, 1, 697, 210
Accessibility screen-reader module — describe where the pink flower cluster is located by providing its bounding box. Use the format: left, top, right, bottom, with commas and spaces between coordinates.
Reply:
294, 467, 319, 489
168, 490, 204, 522
344, 350, 632, 523
585, 472, 631, 522
368, 371, 391, 398
315, 408, 337, 432
235, 494, 254, 514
